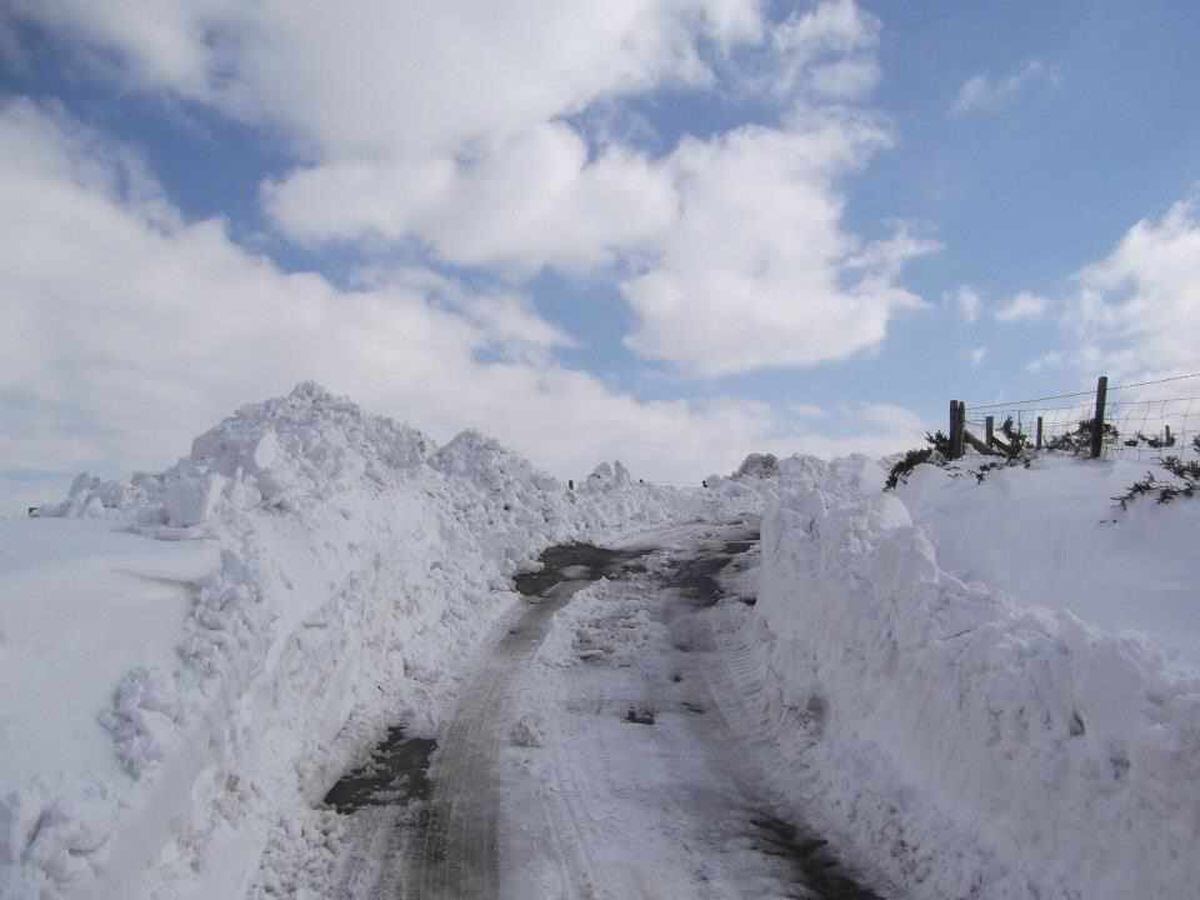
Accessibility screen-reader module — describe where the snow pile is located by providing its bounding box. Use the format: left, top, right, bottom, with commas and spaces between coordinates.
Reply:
741, 453, 1200, 899
1, 383, 701, 899
898, 454, 1200, 666
698, 452, 787, 519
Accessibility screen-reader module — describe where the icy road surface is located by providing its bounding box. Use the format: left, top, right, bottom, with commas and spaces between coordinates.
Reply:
325, 521, 882, 899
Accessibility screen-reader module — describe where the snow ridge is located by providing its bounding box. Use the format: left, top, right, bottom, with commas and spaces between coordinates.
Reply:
3, 384, 701, 899
744, 455, 1200, 899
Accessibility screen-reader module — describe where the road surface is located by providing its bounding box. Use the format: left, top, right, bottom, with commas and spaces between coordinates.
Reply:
321, 520, 882, 899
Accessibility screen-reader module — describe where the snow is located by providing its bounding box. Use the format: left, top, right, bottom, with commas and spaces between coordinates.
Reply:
1, 383, 703, 899
898, 455, 1200, 667
720, 452, 1200, 899
0, 519, 220, 891
4, 389, 1199, 899
499, 524, 837, 900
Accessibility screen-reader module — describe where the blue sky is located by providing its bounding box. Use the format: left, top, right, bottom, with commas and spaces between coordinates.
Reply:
2, 1, 1199, 504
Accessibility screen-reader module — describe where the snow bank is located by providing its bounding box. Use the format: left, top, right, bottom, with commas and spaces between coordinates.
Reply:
898, 455, 1200, 668
2, 383, 701, 899
697, 452, 787, 520
745, 454, 1200, 899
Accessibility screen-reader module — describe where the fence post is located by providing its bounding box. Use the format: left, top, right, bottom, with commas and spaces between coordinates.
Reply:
985, 415, 995, 448
1165, 424, 1173, 447
1091, 375, 1108, 459
949, 400, 965, 459
1036, 416, 1043, 450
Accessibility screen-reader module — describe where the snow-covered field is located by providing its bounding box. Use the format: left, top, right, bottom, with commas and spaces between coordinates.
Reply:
2, 385, 1198, 899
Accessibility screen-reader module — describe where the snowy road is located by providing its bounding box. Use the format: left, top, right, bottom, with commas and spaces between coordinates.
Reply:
324, 521, 881, 899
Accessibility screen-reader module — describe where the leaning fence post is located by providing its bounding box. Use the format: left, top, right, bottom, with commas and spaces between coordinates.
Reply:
949, 400, 965, 459
1036, 416, 1043, 450
985, 415, 995, 448
1091, 375, 1108, 459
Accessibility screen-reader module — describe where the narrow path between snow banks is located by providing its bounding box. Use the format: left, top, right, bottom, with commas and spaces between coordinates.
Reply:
409, 542, 652, 898
323, 521, 883, 899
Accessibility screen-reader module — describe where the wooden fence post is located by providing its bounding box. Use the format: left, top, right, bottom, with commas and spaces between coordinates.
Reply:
1036, 416, 1043, 450
948, 400, 964, 459
1165, 424, 1173, 447
1090, 375, 1108, 459
985, 415, 995, 448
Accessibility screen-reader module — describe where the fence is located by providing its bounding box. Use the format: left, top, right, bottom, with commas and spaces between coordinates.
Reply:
946, 372, 1200, 461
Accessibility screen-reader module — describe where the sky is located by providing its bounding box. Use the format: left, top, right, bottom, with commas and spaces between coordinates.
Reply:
2, 0, 1199, 507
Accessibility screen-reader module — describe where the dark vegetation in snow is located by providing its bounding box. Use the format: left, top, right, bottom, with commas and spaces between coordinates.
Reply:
883, 432, 949, 491
1114, 454, 1200, 509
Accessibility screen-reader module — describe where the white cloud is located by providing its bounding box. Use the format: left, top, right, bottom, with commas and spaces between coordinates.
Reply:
1069, 198, 1200, 378
952, 60, 1056, 116
995, 291, 1048, 322
13, 1, 931, 379
967, 346, 987, 367
951, 285, 982, 323
263, 122, 678, 272
768, 0, 881, 101
0, 100, 922, 496
12, 0, 761, 157
622, 122, 938, 375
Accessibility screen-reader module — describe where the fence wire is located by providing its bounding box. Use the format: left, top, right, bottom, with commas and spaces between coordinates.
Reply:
960, 373, 1200, 460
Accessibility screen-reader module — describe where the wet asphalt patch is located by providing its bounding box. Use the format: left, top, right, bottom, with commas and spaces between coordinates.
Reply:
323, 726, 438, 814
513, 542, 651, 597
659, 529, 761, 607
747, 815, 884, 900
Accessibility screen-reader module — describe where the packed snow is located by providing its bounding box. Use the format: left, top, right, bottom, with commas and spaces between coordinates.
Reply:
1, 384, 705, 898
715, 452, 1200, 899
2, 384, 1198, 899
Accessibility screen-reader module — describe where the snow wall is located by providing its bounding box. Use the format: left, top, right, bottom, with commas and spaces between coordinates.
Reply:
748, 454, 1200, 899
2, 383, 704, 899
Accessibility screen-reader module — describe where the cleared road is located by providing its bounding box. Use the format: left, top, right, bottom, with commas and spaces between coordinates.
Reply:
324, 521, 882, 899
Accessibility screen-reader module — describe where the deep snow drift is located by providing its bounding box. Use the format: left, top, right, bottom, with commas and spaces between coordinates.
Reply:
722, 452, 1200, 899
1, 384, 708, 899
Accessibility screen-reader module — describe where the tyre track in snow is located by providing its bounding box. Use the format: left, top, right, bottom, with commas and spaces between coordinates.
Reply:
407, 544, 652, 899
329, 525, 882, 898
498, 521, 885, 899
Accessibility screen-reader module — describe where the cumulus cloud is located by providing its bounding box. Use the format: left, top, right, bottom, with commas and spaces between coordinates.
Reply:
12, 1, 932, 378
995, 291, 1048, 322
11, 0, 760, 157
263, 122, 678, 272
1069, 199, 1200, 377
0, 100, 923, 499
622, 120, 938, 375
767, 0, 881, 101
952, 60, 1057, 116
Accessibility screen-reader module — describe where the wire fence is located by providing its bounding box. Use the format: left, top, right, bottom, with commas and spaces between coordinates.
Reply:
953, 372, 1200, 461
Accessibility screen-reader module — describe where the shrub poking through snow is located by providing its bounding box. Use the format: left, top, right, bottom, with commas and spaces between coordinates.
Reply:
998, 416, 1030, 459
884, 447, 933, 491
1115, 456, 1200, 508
1122, 430, 1177, 450
884, 431, 951, 491
1045, 418, 1120, 454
